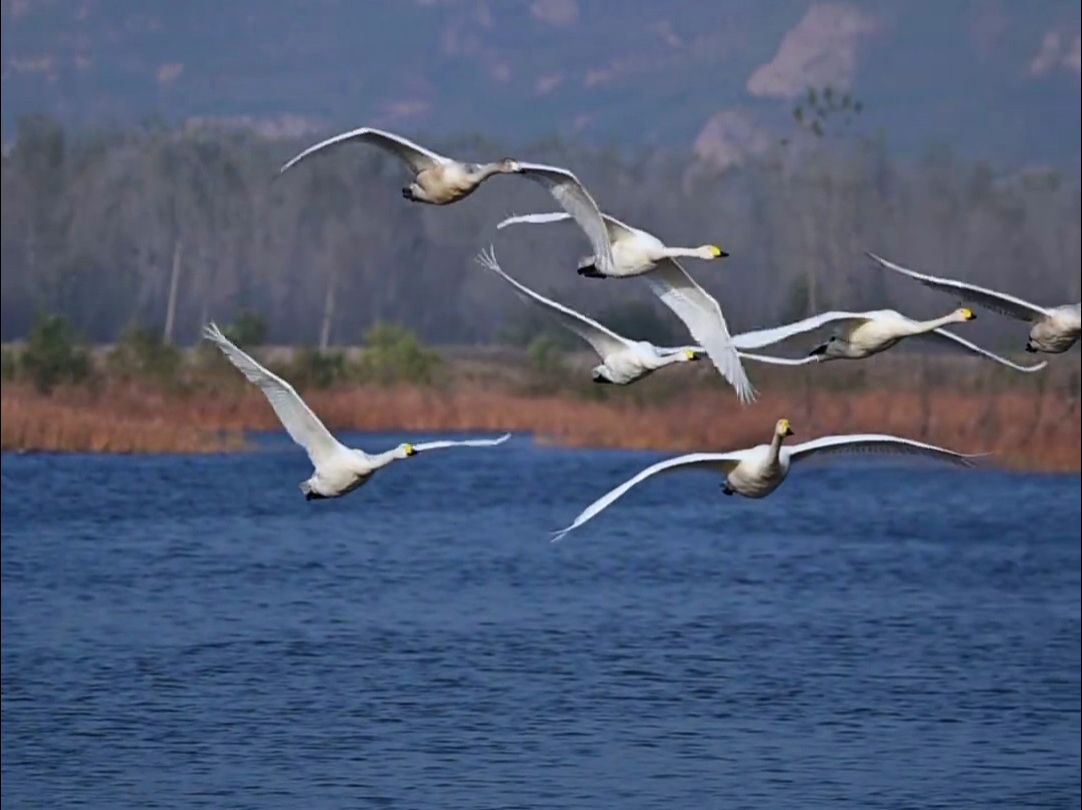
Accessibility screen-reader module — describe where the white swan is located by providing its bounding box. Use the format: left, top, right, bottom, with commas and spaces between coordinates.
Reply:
731, 308, 1047, 372
553, 419, 979, 540
497, 211, 753, 401
278, 127, 615, 270
203, 323, 510, 499
866, 252, 1081, 354
477, 248, 813, 383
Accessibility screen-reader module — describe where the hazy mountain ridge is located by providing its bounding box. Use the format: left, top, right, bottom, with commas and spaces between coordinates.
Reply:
2, 0, 1079, 166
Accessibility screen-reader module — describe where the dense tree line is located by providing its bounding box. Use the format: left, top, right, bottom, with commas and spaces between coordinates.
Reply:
2, 114, 1079, 351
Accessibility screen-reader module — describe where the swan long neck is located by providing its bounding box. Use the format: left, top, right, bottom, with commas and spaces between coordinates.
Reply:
476, 161, 515, 180
768, 431, 786, 463
656, 352, 686, 368
650, 347, 698, 369
660, 245, 715, 260
366, 449, 402, 470
904, 313, 966, 335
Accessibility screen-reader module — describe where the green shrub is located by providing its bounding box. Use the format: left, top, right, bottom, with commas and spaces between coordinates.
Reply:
20, 314, 91, 393
224, 310, 267, 346
526, 334, 567, 377
285, 347, 348, 389
356, 323, 442, 385
106, 323, 181, 382
1, 347, 18, 382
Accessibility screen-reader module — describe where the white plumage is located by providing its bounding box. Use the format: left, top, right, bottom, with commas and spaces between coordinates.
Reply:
732, 308, 1047, 372
203, 323, 510, 499
866, 252, 1081, 354
497, 211, 753, 401
552, 419, 979, 540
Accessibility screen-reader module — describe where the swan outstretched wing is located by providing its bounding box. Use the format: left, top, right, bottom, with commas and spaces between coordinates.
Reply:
279, 127, 448, 175
202, 323, 345, 466
646, 259, 755, 402
412, 434, 511, 452
865, 252, 1050, 322
476, 247, 631, 358
928, 329, 1048, 372
552, 452, 747, 541
502, 162, 616, 274
497, 210, 636, 244
731, 310, 890, 349
785, 434, 981, 466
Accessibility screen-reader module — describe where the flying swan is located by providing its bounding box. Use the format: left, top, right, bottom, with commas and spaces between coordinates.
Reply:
477, 248, 814, 384
866, 252, 1081, 354
730, 308, 1047, 372
203, 323, 510, 499
278, 126, 616, 271
552, 419, 979, 541
497, 210, 753, 401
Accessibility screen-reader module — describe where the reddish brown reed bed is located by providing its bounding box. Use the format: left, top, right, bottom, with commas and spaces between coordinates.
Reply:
1, 384, 244, 454
2, 371, 1078, 471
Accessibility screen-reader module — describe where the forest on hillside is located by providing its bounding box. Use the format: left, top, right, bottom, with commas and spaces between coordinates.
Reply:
2, 111, 1079, 350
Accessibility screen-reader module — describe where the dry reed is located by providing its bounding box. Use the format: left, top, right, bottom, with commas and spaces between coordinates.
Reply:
2, 356, 1078, 471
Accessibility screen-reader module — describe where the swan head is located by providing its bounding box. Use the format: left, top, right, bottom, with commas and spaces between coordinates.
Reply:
698, 244, 729, 260
775, 418, 795, 438
479, 158, 519, 175
954, 307, 976, 322
397, 442, 417, 459
680, 348, 703, 362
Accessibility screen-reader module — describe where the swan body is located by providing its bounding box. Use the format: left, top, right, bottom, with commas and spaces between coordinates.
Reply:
866, 252, 1081, 354
202, 323, 510, 499
731, 308, 1046, 372
498, 210, 725, 279
406, 160, 515, 205
552, 419, 979, 540
497, 211, 752, 402
279, 126, 518, 205
591, 342, 696, 385
1027, 305, 1082, 353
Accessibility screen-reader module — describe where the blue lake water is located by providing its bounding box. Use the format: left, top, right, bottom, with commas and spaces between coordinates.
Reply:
2, 433, 1080, 809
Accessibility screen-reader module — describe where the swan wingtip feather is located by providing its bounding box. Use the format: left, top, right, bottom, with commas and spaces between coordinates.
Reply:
550, 528, 572, 543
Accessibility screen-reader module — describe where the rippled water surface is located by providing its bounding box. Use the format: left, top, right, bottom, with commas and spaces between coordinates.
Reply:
3, 434, 1080, 809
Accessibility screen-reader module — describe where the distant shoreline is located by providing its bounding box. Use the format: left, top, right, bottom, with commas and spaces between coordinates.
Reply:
2, 350, 1079, 471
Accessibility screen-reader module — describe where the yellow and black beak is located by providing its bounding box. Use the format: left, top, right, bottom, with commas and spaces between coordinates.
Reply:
405, 443, 417, 457
785, 426, 795, 437
709, 245, 730, 259
963, 308, 976, 321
